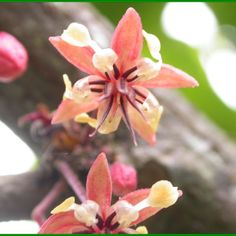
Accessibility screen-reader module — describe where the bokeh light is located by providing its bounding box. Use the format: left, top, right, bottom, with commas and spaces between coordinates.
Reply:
161, 2, 218, 48
0, 121, 36, 176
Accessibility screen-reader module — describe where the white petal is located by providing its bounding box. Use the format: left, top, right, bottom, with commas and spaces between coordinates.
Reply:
61, 23, 92, 47
143, 30, 161, 60
92, 48, 118, 73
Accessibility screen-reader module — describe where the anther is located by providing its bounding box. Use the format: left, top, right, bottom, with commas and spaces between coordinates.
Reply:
96, 214, 104, 230
91, 88, 104, 93
122, 66, 137, 79
89, 96, 114, 137
89, 80, 106, 85
113, 64, 120, 79
127, 75, 138, 82
105, 72, 111, 81
104, 211, 117, 227
133, 88, 147, 99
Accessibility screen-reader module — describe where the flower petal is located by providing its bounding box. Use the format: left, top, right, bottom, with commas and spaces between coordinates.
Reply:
97, 99, 122, 134
111, 8, 143, 69
86, 153, 112, 218
38, 211, 88, 233
128, 105, 156, 145
128, 88, 163, 145
49, 36, 98, 75
121, 189, 159, 226
52, 99, 98, 124
136, 64, 199, 88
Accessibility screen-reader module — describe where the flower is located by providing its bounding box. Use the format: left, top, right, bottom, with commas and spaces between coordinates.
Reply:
39, 153, 182, 234
49, 8, 198, 145
110, 161, 137, 196
0, 32, 28, 83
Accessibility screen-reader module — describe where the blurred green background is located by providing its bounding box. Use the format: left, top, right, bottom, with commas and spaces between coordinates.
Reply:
93, 2, 236, 140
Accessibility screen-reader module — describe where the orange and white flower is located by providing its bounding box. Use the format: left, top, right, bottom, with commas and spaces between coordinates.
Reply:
49, 8, 198, 145
39, 153, 182, 234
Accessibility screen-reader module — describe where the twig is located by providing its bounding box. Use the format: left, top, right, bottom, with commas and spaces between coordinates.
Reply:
31, 179, 65, 226
56, 161, 86, 202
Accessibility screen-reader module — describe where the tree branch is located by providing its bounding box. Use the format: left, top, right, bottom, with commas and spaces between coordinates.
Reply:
0, 2, 236, 233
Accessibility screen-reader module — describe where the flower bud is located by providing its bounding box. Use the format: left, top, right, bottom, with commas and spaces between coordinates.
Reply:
0, 32, 28, 83
111, 161, 137, 196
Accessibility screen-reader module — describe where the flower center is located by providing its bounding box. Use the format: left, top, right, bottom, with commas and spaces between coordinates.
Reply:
88, 64, 149, 145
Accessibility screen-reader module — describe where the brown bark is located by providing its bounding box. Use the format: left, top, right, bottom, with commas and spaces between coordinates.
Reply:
0, 2, 236, 233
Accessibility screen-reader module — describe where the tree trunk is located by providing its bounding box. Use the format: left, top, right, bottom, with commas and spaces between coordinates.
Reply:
0, 3, 236, 233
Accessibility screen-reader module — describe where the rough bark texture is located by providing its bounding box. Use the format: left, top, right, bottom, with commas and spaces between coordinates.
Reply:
0, 3, 236, 233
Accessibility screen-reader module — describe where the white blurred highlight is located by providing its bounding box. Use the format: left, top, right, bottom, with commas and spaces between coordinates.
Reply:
161, 3, 218, 48
204, 48, 236, 109
0, 220, 39, 233
0, 121, 36, 175
162, 2, 236, 110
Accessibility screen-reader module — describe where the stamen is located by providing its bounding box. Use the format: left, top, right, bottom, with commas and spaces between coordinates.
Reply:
105, 72, 111, 81
96, 214, 104, 230
89, 96, 114, 137
91, 88, 103, 93
135, 98, 144, 104
119, 77, 127, 94
89, 80, 106, 85
104, 211, 116, 227
113, 64, 120, 79
126, 92, 146, 121
110, 222, 120, 231
127, 75, 138, 82
122, 66, 137, 79
133, 88, 147, 100
120, 96, 137, 146
98, 84, 113, 102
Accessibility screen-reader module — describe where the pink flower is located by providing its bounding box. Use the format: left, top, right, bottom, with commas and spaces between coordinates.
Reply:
0, 32, 28, 82
110, 161, 137, 196
49, 8, 198, 145
39, 153, 182, 234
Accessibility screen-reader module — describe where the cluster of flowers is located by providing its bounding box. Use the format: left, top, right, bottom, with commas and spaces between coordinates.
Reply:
0, 7, 198, 234
38, 8, 197, 233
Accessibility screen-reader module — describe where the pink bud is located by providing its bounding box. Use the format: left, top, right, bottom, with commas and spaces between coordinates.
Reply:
110, 161, 137, 196
0, 32, 28, 83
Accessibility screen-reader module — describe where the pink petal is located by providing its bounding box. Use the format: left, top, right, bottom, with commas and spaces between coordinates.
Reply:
52, 98, 98, 124
49, 36, 98, 75
127, 103, 157, 145
38, 211, 87, 233
121, 189, 159, 226
136, 64, 199, 88
86, 152, 112, 218
111, 8, 143, 70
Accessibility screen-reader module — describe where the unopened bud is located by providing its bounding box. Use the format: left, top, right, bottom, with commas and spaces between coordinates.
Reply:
0, 32, 28, 83
111, 161, 137, 196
